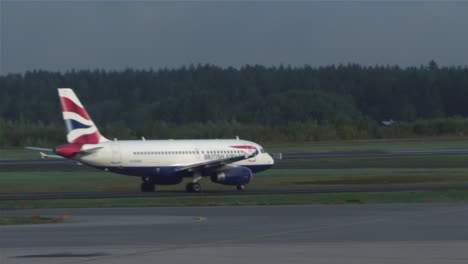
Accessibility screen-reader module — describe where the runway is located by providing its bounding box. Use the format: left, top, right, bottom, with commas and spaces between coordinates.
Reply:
2, 184, 468, 200
283, 149, 468, 158
1, 204, 468, 264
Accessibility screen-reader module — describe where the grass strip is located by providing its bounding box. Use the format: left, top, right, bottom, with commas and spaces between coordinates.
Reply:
1, 190, 468, 209
3, 168, 468, 193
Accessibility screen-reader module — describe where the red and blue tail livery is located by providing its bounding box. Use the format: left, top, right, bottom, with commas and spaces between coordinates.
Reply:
58, 88, 108, 144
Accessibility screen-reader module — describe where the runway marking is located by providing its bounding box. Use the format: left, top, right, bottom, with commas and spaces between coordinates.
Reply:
192, 216, 207, 222
14, 253, 108, 258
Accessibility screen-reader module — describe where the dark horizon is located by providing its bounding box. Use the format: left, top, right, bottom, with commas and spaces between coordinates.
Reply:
2, 60, 466, 76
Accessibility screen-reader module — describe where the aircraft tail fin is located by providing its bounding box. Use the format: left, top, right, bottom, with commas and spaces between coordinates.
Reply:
58, 88, 108, 144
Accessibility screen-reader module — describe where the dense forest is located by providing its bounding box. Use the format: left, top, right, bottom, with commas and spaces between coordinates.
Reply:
1, 62, 468, 146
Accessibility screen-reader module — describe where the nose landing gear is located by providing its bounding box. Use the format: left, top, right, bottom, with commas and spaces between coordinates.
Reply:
236, 185, 246, 191
140, 177, 155, 192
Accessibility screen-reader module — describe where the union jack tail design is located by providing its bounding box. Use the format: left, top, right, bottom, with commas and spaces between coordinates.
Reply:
58, 88, 108, 144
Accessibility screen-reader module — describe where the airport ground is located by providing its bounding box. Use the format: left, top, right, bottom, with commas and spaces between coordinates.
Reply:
1, 204, 468, 264
1, 137, 468, 208
1, 138, 468, 263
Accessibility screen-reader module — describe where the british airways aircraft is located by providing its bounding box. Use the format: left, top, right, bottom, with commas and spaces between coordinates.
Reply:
32, 88, 274, 193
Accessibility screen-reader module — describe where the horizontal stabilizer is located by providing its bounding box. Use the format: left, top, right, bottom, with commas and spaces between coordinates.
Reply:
25, 147, 54, 152
40, 152, 65, 160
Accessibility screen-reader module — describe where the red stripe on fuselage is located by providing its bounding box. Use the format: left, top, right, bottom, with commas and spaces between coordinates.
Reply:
230, 145, 256, 150
60, 97, 91, 121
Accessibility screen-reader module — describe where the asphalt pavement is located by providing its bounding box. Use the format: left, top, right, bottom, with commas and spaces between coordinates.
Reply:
1, 204, 468, 264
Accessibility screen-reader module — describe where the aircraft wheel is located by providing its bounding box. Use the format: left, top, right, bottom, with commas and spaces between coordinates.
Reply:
141, 182, 155, 192
186, 182, 201, 193
192, 183, 201, 193
236, 185, 246, 191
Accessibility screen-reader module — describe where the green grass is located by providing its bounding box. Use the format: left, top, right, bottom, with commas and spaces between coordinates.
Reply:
0, 216, 62, 225
1, 168, 468, 193
1, 190, 468, 209
0, 148, 39, 159
263, 168, 468, 186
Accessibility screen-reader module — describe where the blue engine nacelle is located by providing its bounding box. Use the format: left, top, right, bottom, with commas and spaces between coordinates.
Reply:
211, 167, 252, 186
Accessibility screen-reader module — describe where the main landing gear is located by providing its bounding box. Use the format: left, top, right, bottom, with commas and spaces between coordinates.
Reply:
141, 177, 155, 192
186, 173, 202, 193
186, 182, 202, 193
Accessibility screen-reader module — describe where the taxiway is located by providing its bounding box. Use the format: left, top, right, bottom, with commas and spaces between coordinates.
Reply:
1, 204, 468, 263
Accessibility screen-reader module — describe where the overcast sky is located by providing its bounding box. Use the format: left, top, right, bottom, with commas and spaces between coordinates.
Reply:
1, 1, 468, 74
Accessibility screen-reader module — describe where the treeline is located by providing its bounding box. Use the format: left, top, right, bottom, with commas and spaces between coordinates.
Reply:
1, 62, 468, 146
2, 117, 468, 147
1, 62, 468, 126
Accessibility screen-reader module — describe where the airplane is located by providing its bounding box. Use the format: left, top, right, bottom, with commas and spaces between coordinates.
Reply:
29, 88, 274, 193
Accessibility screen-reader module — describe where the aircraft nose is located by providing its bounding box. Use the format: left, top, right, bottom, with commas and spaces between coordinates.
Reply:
267, 153, 275, 165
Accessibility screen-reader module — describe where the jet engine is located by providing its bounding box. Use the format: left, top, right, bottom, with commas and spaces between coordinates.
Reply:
211, 167, 252, 186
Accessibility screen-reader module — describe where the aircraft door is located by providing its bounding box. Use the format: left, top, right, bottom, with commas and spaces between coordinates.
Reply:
111, 144, 122, 164
248, 149, 256, 162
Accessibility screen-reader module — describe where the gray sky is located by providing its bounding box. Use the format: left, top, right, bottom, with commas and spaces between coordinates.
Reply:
1, 0, 468, 74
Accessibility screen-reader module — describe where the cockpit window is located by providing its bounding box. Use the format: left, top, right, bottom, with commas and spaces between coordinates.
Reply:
260, 148, 265, 153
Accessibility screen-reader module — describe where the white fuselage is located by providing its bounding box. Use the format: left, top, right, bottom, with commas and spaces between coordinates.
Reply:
78, 139, 274, 176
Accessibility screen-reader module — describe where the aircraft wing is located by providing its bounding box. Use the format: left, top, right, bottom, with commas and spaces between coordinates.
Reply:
175, 150, 259, 173
78, 146, 103, 155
